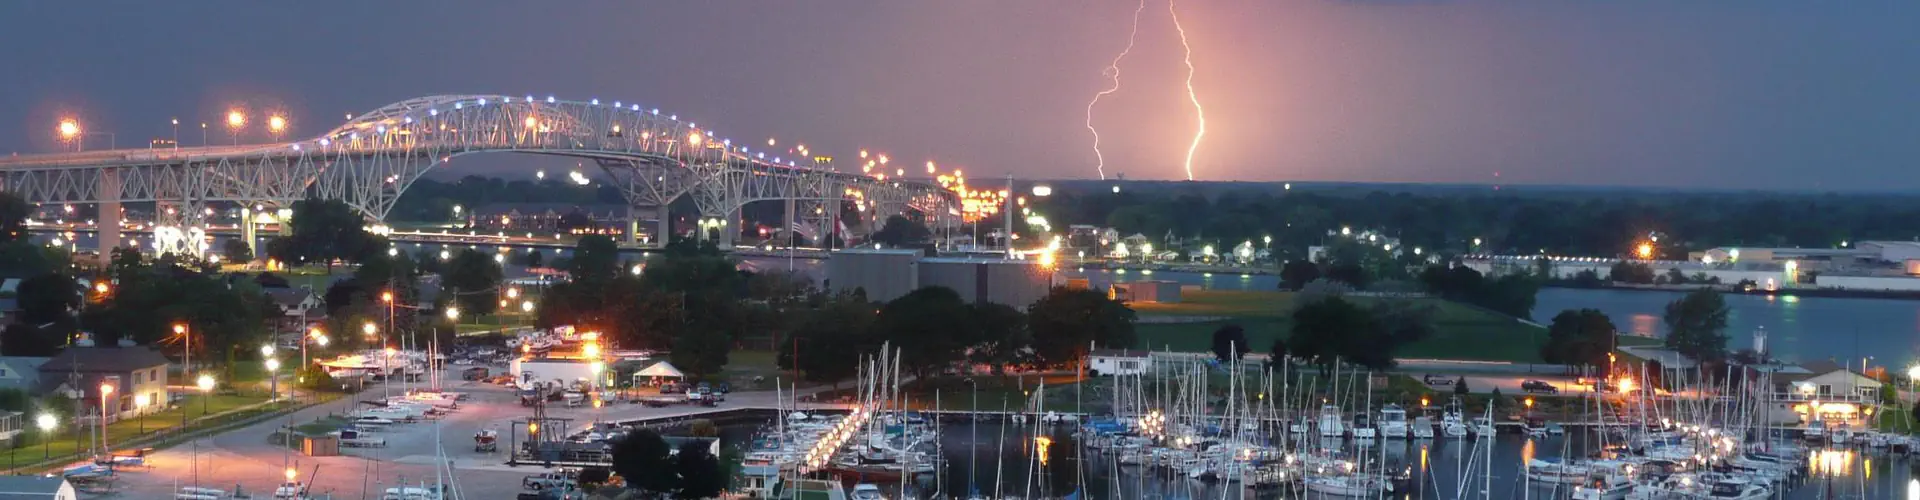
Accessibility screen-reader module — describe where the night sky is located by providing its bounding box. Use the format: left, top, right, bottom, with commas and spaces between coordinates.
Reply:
4, 1, 1919, 190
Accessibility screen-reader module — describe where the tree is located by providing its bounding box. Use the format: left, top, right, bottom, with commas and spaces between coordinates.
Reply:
1268, 337, 1289, 363
1663, 288, 1731, 362
284, 197, 374, 271
778, 293, 877, 386
568, 235, 620, 284
1541, 309, 1617, 374
16, 273, 78, 325
671, 439, 727, 499
1210, 324, 1251, 361
1278, 261, 1320, 291
0, 192, 29, 244
1027, 287, 1137, 368
523, 249, 544, 269
968, 302, 1031, 374
870, 214, 932, 247
610, 429, 676, 494
1454, 377, 1470, 396
1287, 296, 1374, 374
1571, 269, 1604, 288
873, 287, 975, 377
1325, 262, 1371, 289
443, 249, 503, 316
221, 239, 253, 263
1608, 261, 1655, 284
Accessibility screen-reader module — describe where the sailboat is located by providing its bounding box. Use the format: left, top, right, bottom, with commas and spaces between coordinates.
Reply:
1442, 399, 1469, 438
1411, 415, 1436, 439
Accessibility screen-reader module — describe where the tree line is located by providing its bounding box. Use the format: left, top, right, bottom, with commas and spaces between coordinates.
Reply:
1028, 185, 1920, 261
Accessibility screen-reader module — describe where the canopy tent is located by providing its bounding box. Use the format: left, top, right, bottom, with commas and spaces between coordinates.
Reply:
634, 361, 685, 378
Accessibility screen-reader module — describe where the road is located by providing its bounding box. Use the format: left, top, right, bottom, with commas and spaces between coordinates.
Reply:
97, 369, 845, 499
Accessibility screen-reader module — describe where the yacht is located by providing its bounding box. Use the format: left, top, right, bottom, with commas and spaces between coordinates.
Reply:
850, 483, 886, 500
1828, 426, 1853, 446
1351, 413, 1377, 439
1378, 404, 1409, 439
1289, 415, 1311, 435
1317, 405, 1346, 438
1411, 416, 1436, 439
1525, 458, 1590, 484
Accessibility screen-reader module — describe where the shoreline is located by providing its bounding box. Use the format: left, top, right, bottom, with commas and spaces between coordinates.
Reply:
1543, 282, 1920, 301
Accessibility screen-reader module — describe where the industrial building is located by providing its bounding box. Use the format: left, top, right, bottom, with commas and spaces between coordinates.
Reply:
1110, 280, 1183, 303
825, 248, 1055, 306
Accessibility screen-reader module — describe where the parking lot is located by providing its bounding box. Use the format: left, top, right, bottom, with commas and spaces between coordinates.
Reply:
92, 366, 840, 499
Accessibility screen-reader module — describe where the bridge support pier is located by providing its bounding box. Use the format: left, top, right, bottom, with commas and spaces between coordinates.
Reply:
97, 171, 121, 261
241, 207, 258, 261
783, 198, 797, 249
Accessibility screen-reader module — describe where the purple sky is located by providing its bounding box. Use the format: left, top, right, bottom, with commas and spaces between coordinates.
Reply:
4, 1, 1919, 189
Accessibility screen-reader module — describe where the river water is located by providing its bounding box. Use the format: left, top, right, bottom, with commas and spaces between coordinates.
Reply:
711, 418, 1912, 499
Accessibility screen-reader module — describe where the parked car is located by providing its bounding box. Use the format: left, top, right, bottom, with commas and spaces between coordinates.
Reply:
1422, 374, 1455, 386
523, 472, 576, 491
1521, 380, 1559, 394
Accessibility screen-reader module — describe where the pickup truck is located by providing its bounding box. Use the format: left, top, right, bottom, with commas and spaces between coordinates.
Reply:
523, 472, 576, 491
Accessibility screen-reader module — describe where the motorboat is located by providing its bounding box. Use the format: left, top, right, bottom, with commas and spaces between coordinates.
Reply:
1828, 427, 1853, 446
1411, 416, 1436, 439
850, 483, 886, 500
1351, 413, 1377, 439
1801, 420, 1826, 442
1705, 477, 1771, 500
1289, 415, 1311, 435
1317, 405, 1346, 438
1378, 404, 1409, 439
1568, 472, 1634, 500
1471, 417, 1496, 438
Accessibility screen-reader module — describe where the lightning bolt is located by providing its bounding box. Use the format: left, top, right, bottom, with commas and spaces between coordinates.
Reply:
1084, 0, 1149, 181
1169, 0, 1204, 181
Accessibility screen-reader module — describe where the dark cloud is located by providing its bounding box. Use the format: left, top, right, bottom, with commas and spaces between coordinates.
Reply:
3, 1, 1917, 190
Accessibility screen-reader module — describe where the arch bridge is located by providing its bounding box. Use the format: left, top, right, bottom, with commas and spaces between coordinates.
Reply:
0, 94, 959, 256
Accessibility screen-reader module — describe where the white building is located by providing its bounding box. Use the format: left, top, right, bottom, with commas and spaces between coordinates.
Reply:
1768, 360, 1882, 426
1087, 349, 1152, 376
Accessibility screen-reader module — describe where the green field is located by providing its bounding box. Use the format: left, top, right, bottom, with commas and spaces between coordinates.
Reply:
1130, 290, 1551, 362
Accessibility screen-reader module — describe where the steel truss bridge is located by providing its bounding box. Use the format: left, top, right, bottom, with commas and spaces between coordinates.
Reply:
0, 94, 959, 256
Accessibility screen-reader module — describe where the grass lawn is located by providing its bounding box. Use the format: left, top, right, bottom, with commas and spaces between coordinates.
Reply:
1131, 290, 1550, 363
0, 393, 279, 468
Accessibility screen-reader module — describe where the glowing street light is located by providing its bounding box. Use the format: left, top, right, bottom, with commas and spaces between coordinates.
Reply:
35, 414, 55, 458
362, 322, 377, 336
521, 300, 535, 313
446, 307, 461, 321
1636, 242, 1655, 260
267, 114, 287, 135
196, 374, 216, 414
57, 119, 80, 140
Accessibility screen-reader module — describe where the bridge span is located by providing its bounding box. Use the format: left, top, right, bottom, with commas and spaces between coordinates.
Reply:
1, 94, 959, 257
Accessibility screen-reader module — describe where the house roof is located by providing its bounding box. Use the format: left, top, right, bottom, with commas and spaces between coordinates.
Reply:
264, 288, 316, 308
0, 475, 67, 495
0, 357, 49, 373
39, 347, 171, 373
1773, 359, 1872, 383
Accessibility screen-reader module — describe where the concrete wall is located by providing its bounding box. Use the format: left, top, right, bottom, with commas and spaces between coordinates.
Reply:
1815, 275, 1920, 292
825, 249, 922, 302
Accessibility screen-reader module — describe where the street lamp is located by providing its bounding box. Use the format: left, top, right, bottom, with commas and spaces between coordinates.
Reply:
196, 374, 215, 416
521, 300, 534, 313
362, 321, 377, 337
133, 393, 150, 433
267, 114, 287, 138
226, 110, 246, 145
446, 307, 460, 321
98, 383, 114, 455
34, 414, 54, 459
265, 357, 281, 401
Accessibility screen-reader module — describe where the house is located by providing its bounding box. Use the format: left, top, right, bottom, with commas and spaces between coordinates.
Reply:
1087, 349, 1152, 377
38, 347, 172, 420
0, 475, 76, 499
0, 357, 49, 391
265, 288, 324, 333
1761, 360, 1882, 426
